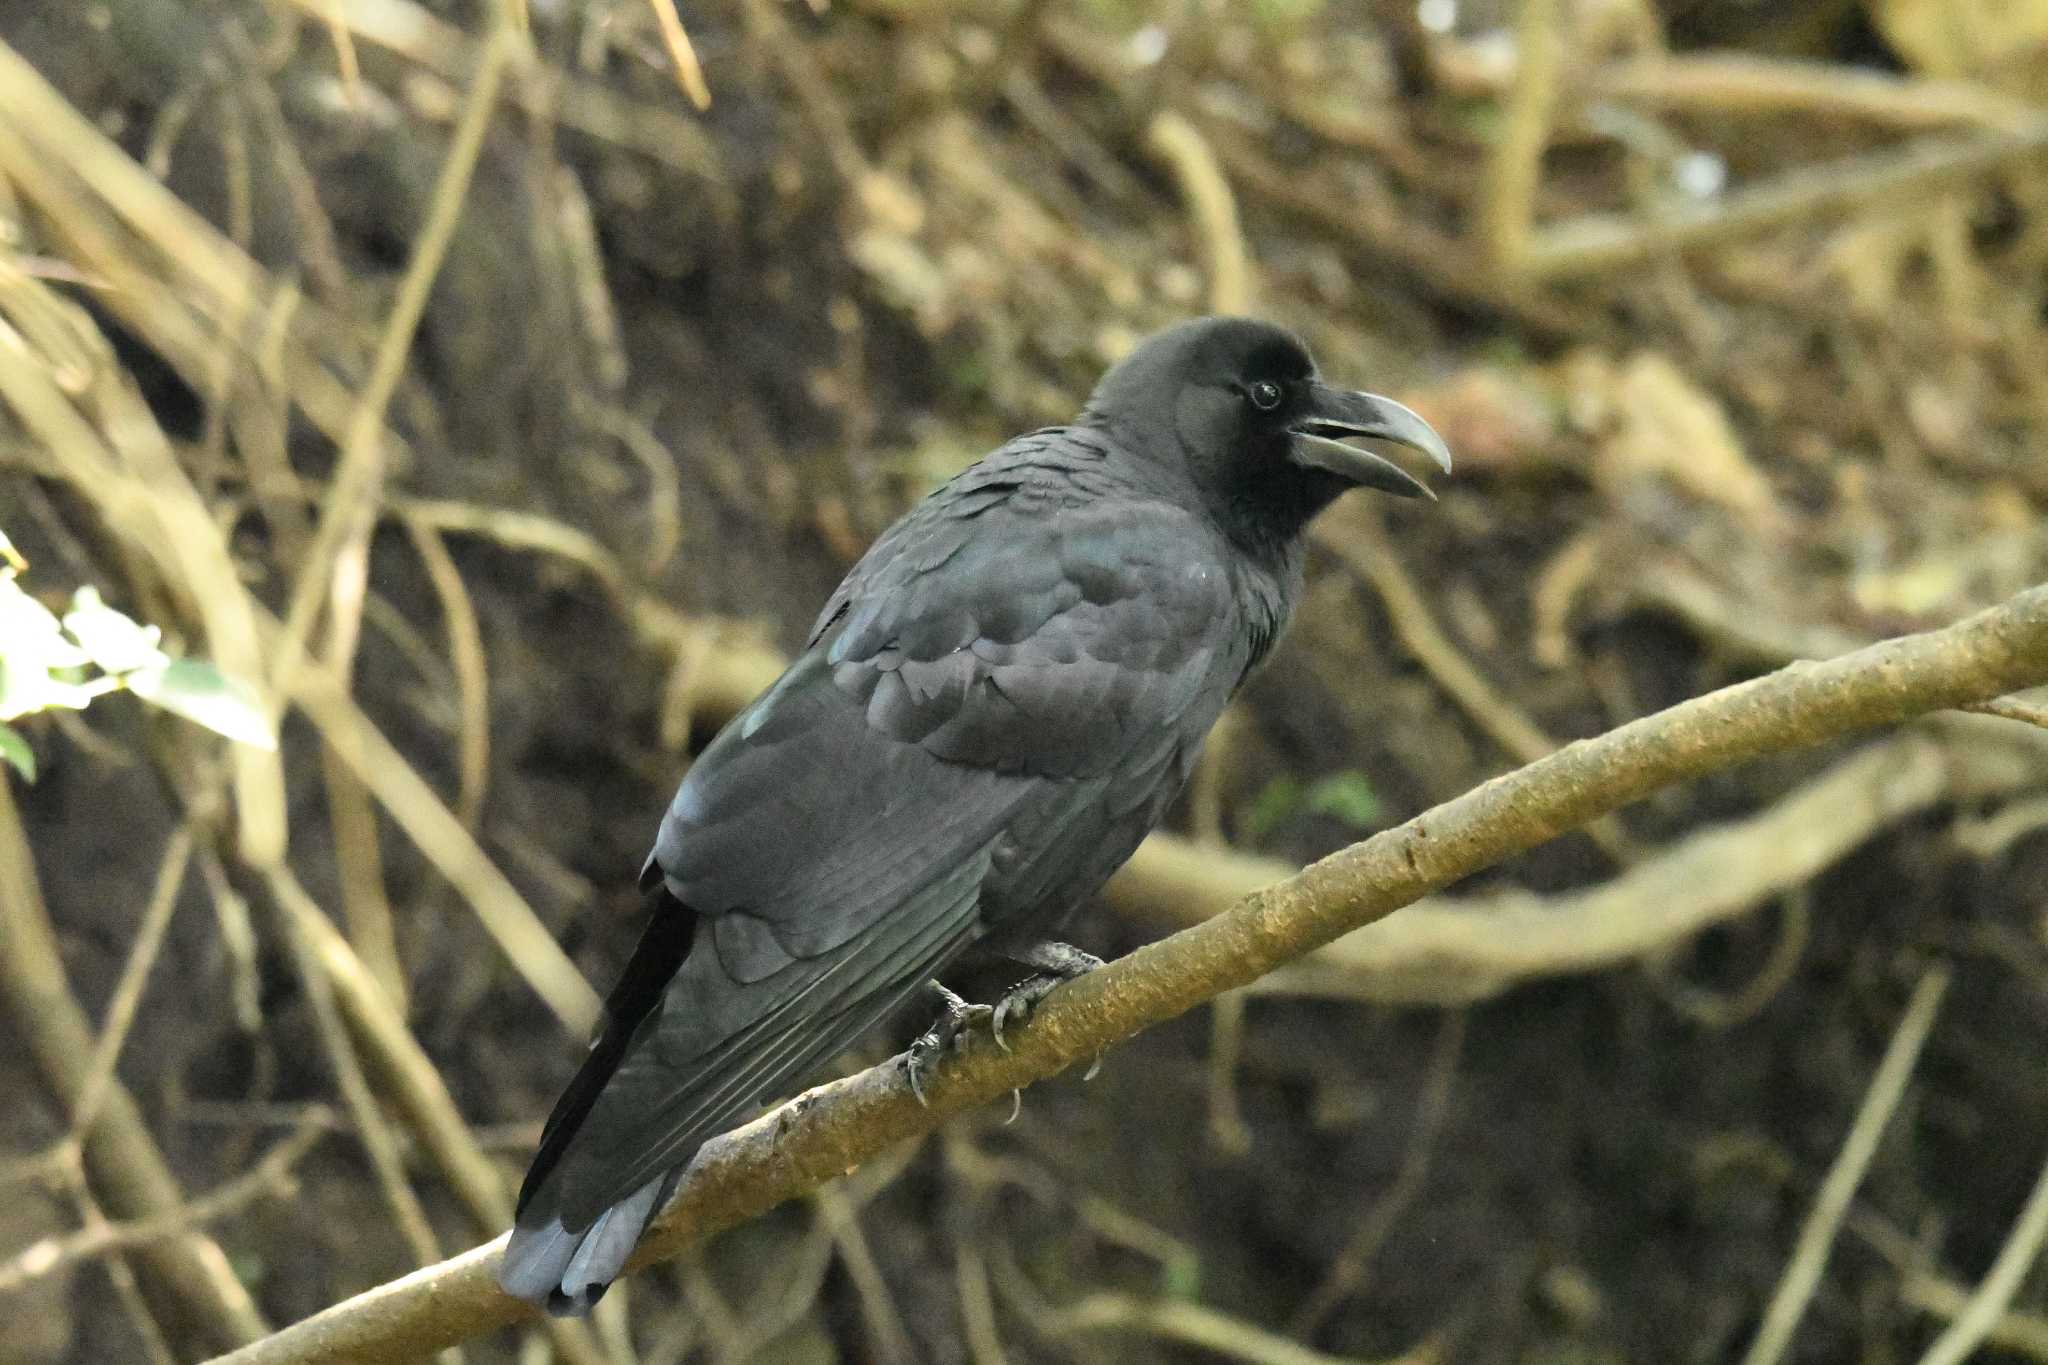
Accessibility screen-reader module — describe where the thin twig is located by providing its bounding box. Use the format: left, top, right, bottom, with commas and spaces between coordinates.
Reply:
287, 652, 600, 1034
0, 1118, 327, 1294
399, 515, 491, 832
278, 875, 611, 1365
313, 0, 364, 104
271, 22, 517, 708
816, 1186, 915, 1365
1915, 1144, 2048, 1365
280, 0, 727, 183
0, 779, 269, 1353
267, 868, 445, 1270
1965, 695, 2048, 730
1903, 1274, 2048, 1360
1291, 1011, 1466, 1334
582, 403, 685, 576
953, 1233, 1009, 1365
1590, 54, 2039, 134
1315, 506, 1560, 766
738, 0, 868, 185
645, 0, 712, 110
1025, 1287, 1382, 1365
1312, 503, 1635, 862
73, 1189, 180, 1365
1480, 0, 1565, 269
69, 826, 195, 1136
1739, 965, 1952, 1365
1145, 111, 1252, 314
1034, 16, 1589, 336
1526, 117, 2048, 278
319, 750, 406, 1012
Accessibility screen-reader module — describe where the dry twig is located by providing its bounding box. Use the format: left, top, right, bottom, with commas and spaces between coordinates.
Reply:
272, 20, 516, 704
1903, 1274, 2048, 1361
1739, 965, 1951, 1365
1915, 1144, 2048, 1365
645, 0, 713, 110
268, 869, 446, 1272
1590, 54, 2040, 135
1966, 695, 2048, 730
0, 1117, 326, 1295
1290, 1011, 1465, 1335
0, 780, 268, 1354
1480, 0, 1565, 270
1527, 117, 2048, 278
1145, 111, 1252, 315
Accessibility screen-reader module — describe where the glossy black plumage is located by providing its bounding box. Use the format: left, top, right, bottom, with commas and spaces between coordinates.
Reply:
500, 317, 1451, 1314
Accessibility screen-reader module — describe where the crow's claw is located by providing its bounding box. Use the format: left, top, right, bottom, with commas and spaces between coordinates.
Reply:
903, 980, 991, 1107
990, 975, 1060, 1048
990, 943, 1106, 1049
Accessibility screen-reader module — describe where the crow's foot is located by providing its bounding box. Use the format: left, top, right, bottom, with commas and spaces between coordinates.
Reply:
991, 942, 1105, 1049
904, 980, 991, 1107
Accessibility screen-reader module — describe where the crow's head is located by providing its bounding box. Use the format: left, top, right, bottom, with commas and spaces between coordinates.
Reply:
1081, 316, 1451, 540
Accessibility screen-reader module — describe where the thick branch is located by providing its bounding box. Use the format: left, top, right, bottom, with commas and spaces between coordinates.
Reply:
212, 582, 2048, 1365
1112, 721, 2048, 1003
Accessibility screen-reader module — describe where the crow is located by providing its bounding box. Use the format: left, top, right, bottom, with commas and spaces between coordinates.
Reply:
500, 316, 1451, 1314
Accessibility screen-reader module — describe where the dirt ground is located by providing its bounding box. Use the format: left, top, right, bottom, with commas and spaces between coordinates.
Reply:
2, 0, 2048, 1361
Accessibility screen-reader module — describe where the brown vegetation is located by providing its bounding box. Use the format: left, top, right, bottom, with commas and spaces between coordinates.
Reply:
3, 1, 2048, 1362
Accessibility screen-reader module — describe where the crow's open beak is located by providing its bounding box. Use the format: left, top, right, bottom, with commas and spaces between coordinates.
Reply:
1288, 383, 1453, 500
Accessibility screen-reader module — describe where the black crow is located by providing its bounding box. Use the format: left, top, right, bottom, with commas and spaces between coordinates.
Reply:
500, 316, 1451, 1314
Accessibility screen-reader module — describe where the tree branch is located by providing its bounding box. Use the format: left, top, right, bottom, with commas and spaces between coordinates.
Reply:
211, 582, 2048, 1365
1111, 720, 2047, 1004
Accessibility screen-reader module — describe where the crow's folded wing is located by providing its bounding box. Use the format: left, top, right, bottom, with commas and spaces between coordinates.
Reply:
528, 453, 1243, 1230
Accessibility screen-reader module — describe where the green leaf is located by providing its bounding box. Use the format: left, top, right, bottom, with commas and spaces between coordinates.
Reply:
63, 585, 168, 675
1303, 771, 1383, 829
127, 658, 276, 750
0, 723, 33, 782
1242, 775, 1304, 842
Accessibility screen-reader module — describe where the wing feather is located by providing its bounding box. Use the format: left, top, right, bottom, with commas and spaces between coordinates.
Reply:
548, 842, 994, 1226
528, 430, 1248, 1237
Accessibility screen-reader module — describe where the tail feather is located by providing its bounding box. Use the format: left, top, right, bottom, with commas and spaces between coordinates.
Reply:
501, 1169, 678, 1316
514, 891, 695, 1221
500, 892, 694, 1314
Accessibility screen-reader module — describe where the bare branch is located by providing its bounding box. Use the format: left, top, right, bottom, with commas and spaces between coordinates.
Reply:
209, 582, 2048, 1364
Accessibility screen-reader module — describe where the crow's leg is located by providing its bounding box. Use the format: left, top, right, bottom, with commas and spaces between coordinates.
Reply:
991, 942, 1105, 1048
903, 980, 991, 1107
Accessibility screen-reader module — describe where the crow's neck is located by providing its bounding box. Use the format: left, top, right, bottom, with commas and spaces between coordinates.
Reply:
1088, 417, 1339, 568
1209, 465, 1344, 571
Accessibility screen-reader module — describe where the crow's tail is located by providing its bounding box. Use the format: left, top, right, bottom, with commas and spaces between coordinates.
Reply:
499, 1167, 683, 1315
498, 891, 695, 1316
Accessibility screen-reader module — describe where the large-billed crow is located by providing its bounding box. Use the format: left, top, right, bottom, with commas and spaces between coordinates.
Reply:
500, 317, 1452, 1314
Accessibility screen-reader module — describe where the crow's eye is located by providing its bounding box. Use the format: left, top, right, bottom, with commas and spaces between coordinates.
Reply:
1247, 380, 1283, 411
